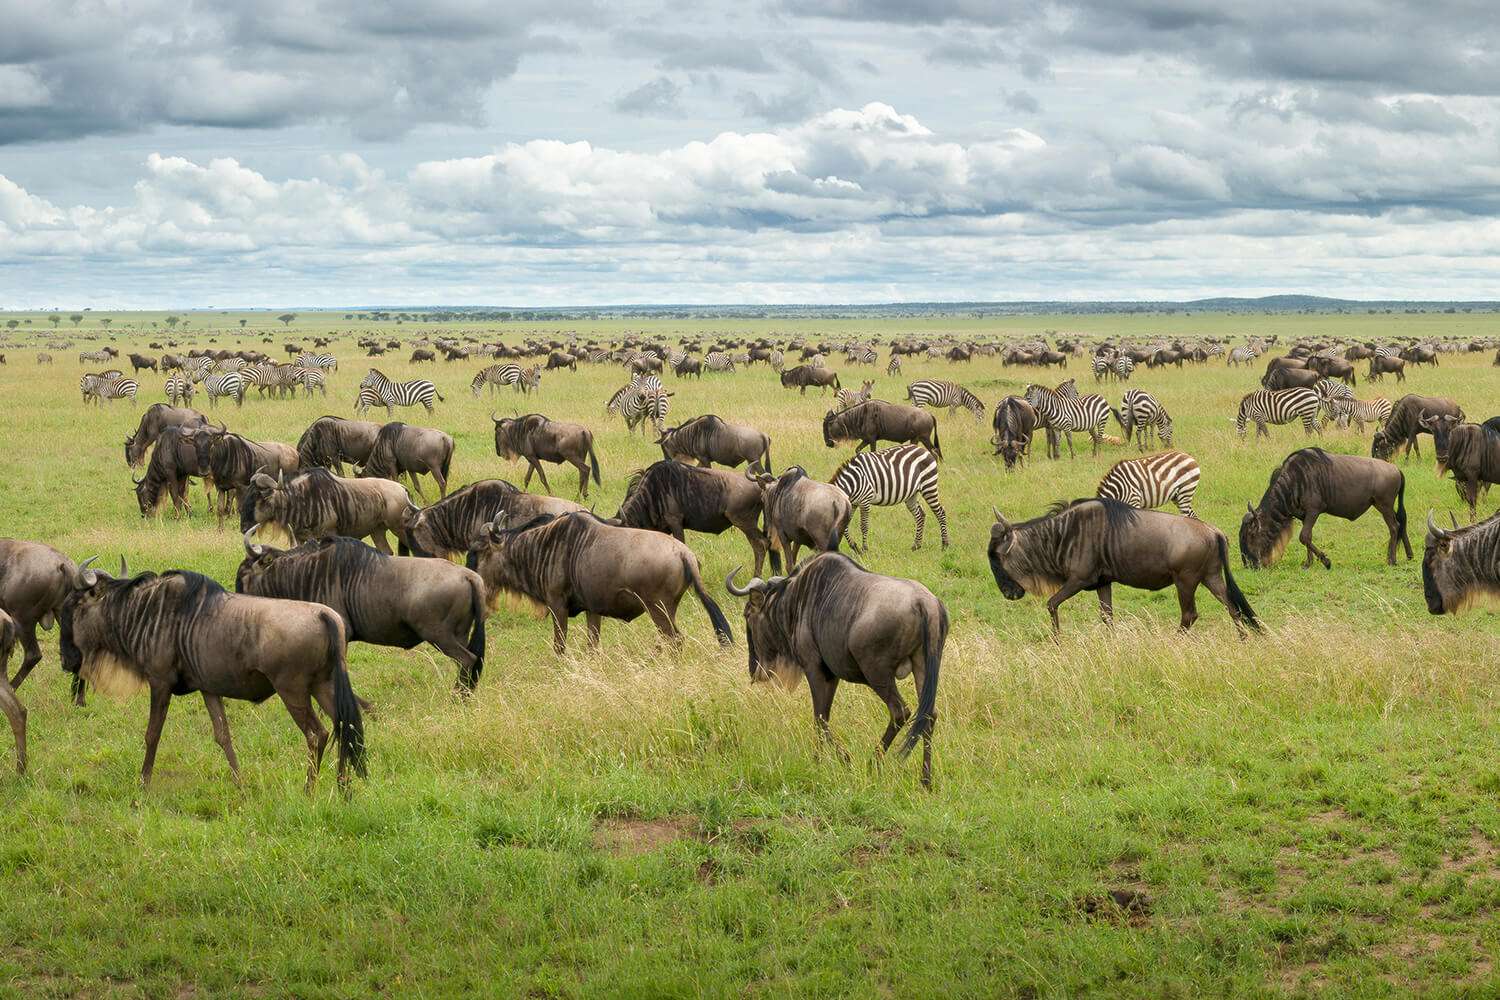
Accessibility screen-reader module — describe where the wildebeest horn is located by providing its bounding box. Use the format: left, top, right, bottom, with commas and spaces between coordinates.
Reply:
251, 472, 276, 489
1451, 512, 1460, 530
75, 555, 100, 589
490, 411, 502, 424
1247, 502, 1255, 515
992, 506, 1009, 527
118, 555, 129, 578
725, 566, 751, 596
243, 525, 265, 557
131, 474, 143, 486
1427, 511, 1448, 539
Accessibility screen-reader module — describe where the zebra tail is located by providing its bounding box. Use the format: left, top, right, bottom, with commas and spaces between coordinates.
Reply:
1217, 535, 1261, 631
1109, 406, 1125, 431
899, 601, 946, 760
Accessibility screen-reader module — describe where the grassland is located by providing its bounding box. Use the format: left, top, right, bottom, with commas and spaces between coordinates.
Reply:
3, 310, 1500, 997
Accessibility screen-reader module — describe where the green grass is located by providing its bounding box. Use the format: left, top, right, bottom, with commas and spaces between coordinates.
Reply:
3, 312, 1500, 997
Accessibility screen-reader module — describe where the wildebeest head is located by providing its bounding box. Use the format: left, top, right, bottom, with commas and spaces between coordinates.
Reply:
1421, 511, 1485, 615
1420, 413, 1463, 472
724, 566, 796, 684
233, 526, 284, 592
986, 510, 1027, 600
1371, 428, 1396, 461
997, 438, 1027, 471
242, 470, 290, 531
821, 410, 839, 448
58, 556, 150, 696
1238, 502, 1290, 569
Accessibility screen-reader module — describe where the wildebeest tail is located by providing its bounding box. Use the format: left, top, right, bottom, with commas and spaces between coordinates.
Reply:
899, 601, 946, 759
588, 442, 602, 486
763, 441, 773, 476
1396, 472, 1408, 548
1216, 535, 1261, 631
323, 612, 367, 779
931, 421, 943, 460
683, 555, 732, 645
463, 576, 486, 689
833, 374, 841, 390
440, 439, 453, 485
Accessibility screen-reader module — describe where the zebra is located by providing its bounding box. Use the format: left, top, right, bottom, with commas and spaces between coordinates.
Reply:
245, 363, 296, 399
469, 363, 536, 396
296, 352, 338, 372
295, 366, 328, 397
830, 443, 948, 551
1227, 346, 1259, 366
1120, 388, 1173, 449
886, 355, 901, 377
1235, 388, 1321, 438
95, 376, 139, 404
78, 349, 115, 363
200, 370, 246, 408
1096, 450, 1200, 518
1112, 355, 1134, 381
769, 350, 786, 372
630, 371, 663, 392
1023, 383, 1117, 458
607, 385, 672, 435
845, 346, 877, 365
905, 379, 984, 418
1091, 354, 1114, 381
184, 356, 217, 379
164, 373, 195, 406
705, 351, 736, 373
584, 349, 612, 365
834, 379, 875, 412
358, 368, 442, 416
1327, 396, 1393, 432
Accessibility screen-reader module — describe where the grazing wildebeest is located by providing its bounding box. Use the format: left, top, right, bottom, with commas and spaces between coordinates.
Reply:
753, 466, 853, 570
1401, 344, 1439, 367
545, 351, 577, 371
1309, 356, 1357, 385
823, 401, 942, 458
674, 356, 703, 378
615, 460, 777, 575
466, 512, 733, 653
1262, 366, 1322, 391
725, 554, 946, 786
296, 415, 384, 475
491, 413, 602, 499
1371, 395, 1464, 462
658, 414, 773, 474
124, 403, 209, 468
206, 433, 301, 527
359, 421, 453, 500
988, 499, 1259, 634
1368, 356, 1406, 382
401, 479, 584, 559
129, 353, 159, 374
133, 426, 212, 518
240, 468, 415, 554
990, 396, 1038, 471
781, 365, 841, 395
1422, 512, 1500, 614
409, 349, 436, 364
60, 564, 364, 790
1426, 417, 1500, 520
1239, 448, 1410, 569
237, 532, 488, 691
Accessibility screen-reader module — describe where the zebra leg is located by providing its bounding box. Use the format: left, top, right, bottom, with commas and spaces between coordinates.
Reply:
926, 492, 949, 547
904, 496, 925, 550
858, 505, 869, 551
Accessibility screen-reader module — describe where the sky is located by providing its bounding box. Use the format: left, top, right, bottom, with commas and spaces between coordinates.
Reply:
2, 0, 1499, 309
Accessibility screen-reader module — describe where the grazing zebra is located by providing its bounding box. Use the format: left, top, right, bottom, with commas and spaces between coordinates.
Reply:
1024, 383, 1117, 458
906, 379, 984, 418
606, 385, 672, 435
1235, 388, 1321, 438
769, 350, 786, 372
830, 444, 948, 550
1091, 354, 1114, 381
470, 363, 536, 396
584, 349, 612, 364
886, 355, 901, 376
200, 370, 246, 408
1327, 396, 1393, 432
78, 349, 114, 363
358, 368, 442, 416
704, 351, 736, 373
94, 375, 139, 404
834, 379, 875, 412
1315, 377, 1354, 402
164, 373, 195, 405
295, 366, 328, 397
1096, 450, 1200, 518
845, 346, 877, 365
1112, 355, 1135, 381
245, 363, 297, 398
1227, 346, 1259, 366
295, 352, 338, 372
1120, 388, 1173, 449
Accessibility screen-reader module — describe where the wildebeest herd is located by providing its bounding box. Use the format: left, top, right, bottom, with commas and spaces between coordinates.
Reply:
4, 328, 1499, 795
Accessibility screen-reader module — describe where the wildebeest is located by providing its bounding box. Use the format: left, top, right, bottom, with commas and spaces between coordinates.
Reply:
545, 351, 577, 371
988, 499, 1259, 634
206, 432, 301, 527
296, 415, 384, 475
725, 554, 945, 786
240, 468, 415, 554
1262, 367, 1321, 391
491, 413, 602, 499
60, 563, 365, 790
466, 512, 733, 653
1368, 356, 1407, 382
124, 403, 209, 468
128, 352, 159, 373
1427, 417, 1500, 520
0, 540, 88, 731
133, 426, 213, 518
990, 396, 1038, 471
401, 479, 584, 559
658, 414, 773, 474
0, 608, 18, 772
409, 349, 436, 364
1371, 395, 1464, 462
1422, 511, 1500, 614
823, 401, 942, 458
1239, 448, 1410, 569
781, 365, 841, 395
1309, 356, 1357, 385
615, 460, 777, 575
237, 532, 487, 691
753, 466, 853, 570
359, 421, 453, 500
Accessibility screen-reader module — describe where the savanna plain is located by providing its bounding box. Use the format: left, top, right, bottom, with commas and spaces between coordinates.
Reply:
4, 309, 1500, 998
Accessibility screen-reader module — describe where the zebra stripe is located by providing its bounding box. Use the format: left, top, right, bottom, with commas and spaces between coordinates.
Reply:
845, 346, 877, 365
1096, 450, 1200, 518
295, 353, 338, 372
1327, 397, 1392, 432
1091, 355, 1113, 381
630, 372, 663, 392
705, 351, 736, 372
886, 356, 901, 376
359, 368, 441, 415
1227, 346, 1258, 366
1235, 388, 1321, 438
1112, 355, 1134, 381
830, 443, 948, 550
296, 367, 328, 397
164, 374, 195, 405
906, 379, 983, 418
1024, 383, 1114, 458
834, 380, 875, 412
200, 371, 246, 408
80, 373, 137, 404
1120, 388, 1173, 449
471, 363, 540, 396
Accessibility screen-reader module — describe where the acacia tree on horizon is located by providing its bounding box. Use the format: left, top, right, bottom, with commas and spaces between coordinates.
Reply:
278, 313, 296, 326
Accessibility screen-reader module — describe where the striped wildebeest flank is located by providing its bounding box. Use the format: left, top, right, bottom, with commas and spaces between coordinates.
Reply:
358, 421, 454, 501
237, 532, 488, 692
0, 540, 90, 705
59, 563, 365, 791
615, 460, 777, 575
1120, 389, 1173, 450
780, 365, 841, 395
297, 416, 384, 475
240, 468, 415, 555
750, 465, 854, 570
1024, 382, 1118, 458
1308, 355, 1357, 385
657, 414, 773, 475
132, 426, 213, 519
400, 480, 584, 559
466, 511, 733, 654
359, 368, 443, 415
990, 396, 1039, 471
203, 432, 301, 528
673, 355, 703, 378
1371, 395, 1464, 462
823, 401, 941, 458
834, 379, 875, 412
988, 499, 1259, 635
128, 353, 158, 373
830, 443, 948, 551
1422, 511, 1500, 614
725, 553, 946, 786
164, 373, 195, 406
1426, 416, 1500, 521
409, 349, 436, 364
0, 607, 18, 773
1367, 355, 1407, 382
545, 351, 577, 371
124, 403, 209, 468
1327, 396, 1393, 433
491, 413, 602, 499
1240, 448, 1410, 569
905, 379, 983, 419
1096, 450, 1201, 518
1235, 387, 1322, 439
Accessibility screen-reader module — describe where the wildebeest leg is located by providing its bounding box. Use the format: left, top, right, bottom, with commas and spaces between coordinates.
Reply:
786, 540, 801, 570
0, 659, 25, 775
548, 605, 569, 654
530, 460, 553, 496
871, 676, 911, 755
409, 476, 429, 503
806, 666, 848, 762
573, 459, 589, 499
740, 521, 771, 576
277, 684, 328, 793
1374, 497, 1402, 564
1299, 512, 1331, 569
644, 601, 681, 646
369, 530, 393, 555
1174, 579, 1200, 631
201, 693, 240, 783
584, 612, 603, 649
140, 684, 174, 786
1045, 578, 1090, 634
1097, 583, 1114, 626
9, 623, 43, 689
905, 496, 926, 550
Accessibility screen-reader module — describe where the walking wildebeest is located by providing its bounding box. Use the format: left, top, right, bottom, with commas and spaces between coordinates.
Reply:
988, 499, 1259, 634
409, 349, 436, 364
725, 554, 946, 786
358, 421, 453, 500
1368, 356, 1407, 382
297, 415, 384, 475
240, 468, 415, 554
658, 414, 773, 474
237, 532, 488, 691
491, 413, 602, 499
1371, 395, 1464, 462
1309, 356, 1357, 385
400, 479, 584, 559
129, 353, 159, 374
1423, 511, 1500, 614
466, 512, 733, 653
1262, 367, 1322, 391
752, 466, 853, 570
823, 401, 942, 458
781, 365, 841, 395
990, 396, 1038, 470
1239, 448, 1410, 569
60, 563, 365, 790
1426, 417, 1500, 520
0, 608, 18, 773
545, 351, 577, 371
124, 403, 209, 468
0, 541, 90, 711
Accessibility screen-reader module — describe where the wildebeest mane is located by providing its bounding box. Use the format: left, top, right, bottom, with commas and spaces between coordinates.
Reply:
616, 461, 729, 529
409, 479, 521, 557
297, 416, 346, 468
361, 422, 407, 480
1040, 497, 1140, 530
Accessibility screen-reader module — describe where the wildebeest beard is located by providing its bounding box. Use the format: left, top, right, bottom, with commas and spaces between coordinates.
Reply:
1424, 516, 1500, 614
660, 414, 723, 456
989, 499, 1136, 598
1241, 448, 1333, 567
361, 422, 408, 480
466, 513, 581, 615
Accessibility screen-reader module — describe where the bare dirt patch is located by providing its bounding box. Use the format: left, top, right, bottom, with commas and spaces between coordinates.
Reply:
591, 816, 697, 855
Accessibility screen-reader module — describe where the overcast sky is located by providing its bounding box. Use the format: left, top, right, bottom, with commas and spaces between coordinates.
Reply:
2, 0, 1498, 308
